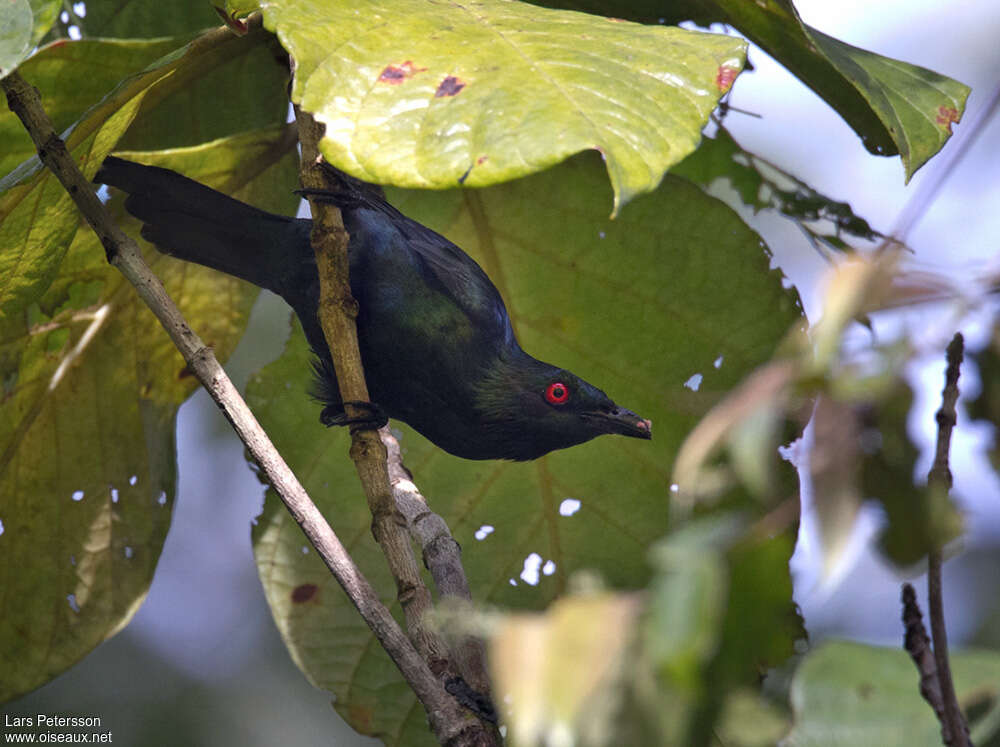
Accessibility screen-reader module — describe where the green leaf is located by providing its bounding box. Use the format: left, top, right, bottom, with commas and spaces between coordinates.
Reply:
533, 0, 970, 179
861, 382, 963, 566
0, 128, 299, 703
967, 330, 1000, 473
248, 152, 801, 742
79, 0, 221, 38
0, 37, 182, 179
787, 641, 1000, 746
804, 25, 968, 179
0, 25, 285, 317
235, 0, 746, 215
0, 0, 60, 77
643, 517, 802, 745
670, 128, 766, 210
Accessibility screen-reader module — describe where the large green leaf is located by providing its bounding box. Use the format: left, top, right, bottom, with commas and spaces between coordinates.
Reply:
230, 0, 746, 215
533, 0, 970, 179
248, 152, 801, 743
0, 37, 182, 179
0, 24, 285, 318
79, 0, 220, 38
0, 0, 59, 78
787, 641, 1000, 746
0, 128, 299, 702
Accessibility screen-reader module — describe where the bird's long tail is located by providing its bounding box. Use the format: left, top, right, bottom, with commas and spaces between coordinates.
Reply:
95, 156, 311, 298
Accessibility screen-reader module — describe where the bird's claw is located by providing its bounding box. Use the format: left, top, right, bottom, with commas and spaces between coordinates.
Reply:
445, 677, 497, 724
320, 400, 388, 431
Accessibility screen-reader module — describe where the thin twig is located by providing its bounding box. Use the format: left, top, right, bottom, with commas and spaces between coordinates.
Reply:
2, 70, 478, 747
382, 428, 494, 702
902, 583, 947, 727
925, 333, 970, 747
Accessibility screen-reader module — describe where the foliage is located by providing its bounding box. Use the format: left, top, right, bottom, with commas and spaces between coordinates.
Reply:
0, 0, 995, 746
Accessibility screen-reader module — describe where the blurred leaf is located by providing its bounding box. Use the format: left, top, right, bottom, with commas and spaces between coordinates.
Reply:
643, 516, 800, 744
0, 0, 59, 77
646, 517, 743, 693
532, 0, 970, 179
477, 516, 798, 747
968, 331, 1000, 472
786, 641, 1000, 746
864, 382, 963, 566
808, 395, 863, 577
672, 359, 801, 508
249, 153, 801, 742
0, 127, 299, 702
715, 688, 790, 747
232, 0, 746, 215
490, 592, 643, 747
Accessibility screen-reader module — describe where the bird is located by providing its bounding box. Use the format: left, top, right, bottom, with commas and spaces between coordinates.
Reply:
95, 156, 652, 461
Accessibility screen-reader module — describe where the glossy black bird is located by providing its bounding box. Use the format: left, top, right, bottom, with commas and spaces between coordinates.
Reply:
95, 156, 652, 461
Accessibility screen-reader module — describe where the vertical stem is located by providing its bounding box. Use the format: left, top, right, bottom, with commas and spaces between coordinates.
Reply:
926, 333, 969, 747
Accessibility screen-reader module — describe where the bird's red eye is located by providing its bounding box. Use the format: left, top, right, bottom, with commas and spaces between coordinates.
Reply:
545, 382, 569, 405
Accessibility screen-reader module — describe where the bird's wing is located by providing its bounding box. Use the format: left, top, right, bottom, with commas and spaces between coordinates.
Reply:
345, 189, 517, 349
399, 218, 512, 337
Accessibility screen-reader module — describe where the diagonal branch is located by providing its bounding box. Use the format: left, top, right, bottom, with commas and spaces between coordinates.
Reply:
1, 69, 477, 747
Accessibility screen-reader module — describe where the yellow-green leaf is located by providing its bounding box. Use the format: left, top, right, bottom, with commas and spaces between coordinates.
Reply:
235, 0, 746, 214
0, 0, 59, 77
0, 127, 299, 702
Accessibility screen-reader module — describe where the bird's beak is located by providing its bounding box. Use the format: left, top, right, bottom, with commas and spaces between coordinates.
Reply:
586, 405, 652, 440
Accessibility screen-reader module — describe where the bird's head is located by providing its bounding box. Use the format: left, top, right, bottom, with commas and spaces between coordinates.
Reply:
474, 354, 652, 461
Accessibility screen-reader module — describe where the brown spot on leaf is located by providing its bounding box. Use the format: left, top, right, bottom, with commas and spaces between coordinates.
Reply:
435, 75, 466, 97
291, 583, 318, 603
348, 702, 374, 732
378, 60, 426, 84
715, 65, 739, 92
476, 155, 488, 165
936, 105, 959, 133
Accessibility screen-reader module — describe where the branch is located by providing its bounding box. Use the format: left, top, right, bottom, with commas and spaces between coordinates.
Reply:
925, 333, 970, 747
294, 104, 446, 660
382, 428, 494, 701
1, 70, 479, 747
294, 107, 498, 743
902, 583, 947, 727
